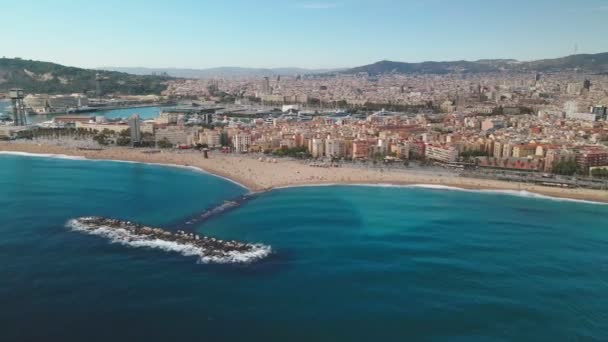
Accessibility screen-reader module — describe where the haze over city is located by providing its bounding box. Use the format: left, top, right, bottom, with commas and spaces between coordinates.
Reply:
4, 0, 608, 69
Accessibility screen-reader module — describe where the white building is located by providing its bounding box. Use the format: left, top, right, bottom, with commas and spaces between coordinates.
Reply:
200, 131, 221, 147
311, 138, 325, 158
566, 112, 599, 122
233, 134, 251, 153
325, 138, 346, 158
425, 145, 459, 163
155, 126, 194, 146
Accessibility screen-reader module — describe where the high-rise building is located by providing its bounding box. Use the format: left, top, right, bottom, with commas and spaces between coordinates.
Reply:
233, 134, 252, 153
352, 140, 370, 160
564, 101, 579, 117
311, 138, 325, 158
261, 77, 271, 95
128, 114, 142, 145
576, 151, 608, 174
566, 82, 583, 95
325, 138, 346, 158
590, 106, 607, 120
583, 79, 592, 91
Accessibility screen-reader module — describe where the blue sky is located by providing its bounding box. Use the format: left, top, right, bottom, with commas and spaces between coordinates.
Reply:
3, 0, 608, 69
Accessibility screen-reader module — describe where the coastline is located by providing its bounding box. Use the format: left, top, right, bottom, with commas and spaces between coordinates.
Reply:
1, 141, 607, 204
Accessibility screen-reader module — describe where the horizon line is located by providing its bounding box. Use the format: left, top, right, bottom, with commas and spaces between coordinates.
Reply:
3, 49, 608, 72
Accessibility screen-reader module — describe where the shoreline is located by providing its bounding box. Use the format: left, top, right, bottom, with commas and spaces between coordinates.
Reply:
1, 142, 607, 204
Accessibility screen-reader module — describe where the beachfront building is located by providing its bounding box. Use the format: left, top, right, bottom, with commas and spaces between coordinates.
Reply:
575, 150, 608, 175
199, 130, 221, 147
75, 121, 153, 134
425, 145, 459, 163
325, 138, 346, 159
512, 144, 537, 158
544, 148, 575, 172
390, 143, 410, 159
310, 138, 325, 158
128, 114, 141, 144
233, 134, 251, 153
493, 141, 504, 158
476, 157, 543, 171
407, 142, 426, 159
352, 140, 370, 160
155, 126, 195, 146
502, 143, 514, 158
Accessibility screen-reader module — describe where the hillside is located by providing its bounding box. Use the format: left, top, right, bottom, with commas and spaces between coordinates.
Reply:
101, 66, 344, 78
0, 58, 172, 95
342, 52, 608, 75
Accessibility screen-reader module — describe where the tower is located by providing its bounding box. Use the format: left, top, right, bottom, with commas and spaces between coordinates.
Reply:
128, 114, 142, 145
9, 88, 27, 126
262, 77, 271, 95
583, 79, 592, 91
95, 73, 108, 102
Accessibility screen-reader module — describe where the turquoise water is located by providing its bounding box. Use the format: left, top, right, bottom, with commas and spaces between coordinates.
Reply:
1, 101, 167, 124
93, 105, 167, 120
1, 155, 608, 341
0, 101, 166, 124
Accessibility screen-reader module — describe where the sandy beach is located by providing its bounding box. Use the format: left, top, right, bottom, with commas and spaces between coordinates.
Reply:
1, 141, 607, 203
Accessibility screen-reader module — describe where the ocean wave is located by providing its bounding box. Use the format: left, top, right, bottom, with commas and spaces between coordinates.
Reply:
274, 183, 607, 205
404, 184, 608, 205
66, 218, 272, 264
0, 151, 87, 161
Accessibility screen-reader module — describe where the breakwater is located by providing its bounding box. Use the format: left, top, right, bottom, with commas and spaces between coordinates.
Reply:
67, 217, 271, 264
174, 193, 258, 229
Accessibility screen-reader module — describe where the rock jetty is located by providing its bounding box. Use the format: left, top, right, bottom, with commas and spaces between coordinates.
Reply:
67, 216, 272, 264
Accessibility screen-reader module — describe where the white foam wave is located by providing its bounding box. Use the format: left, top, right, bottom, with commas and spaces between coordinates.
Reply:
0, 151, 87, 161
274, 183, 607, 205
66, 219, 271, 264
404, 184, 608, 205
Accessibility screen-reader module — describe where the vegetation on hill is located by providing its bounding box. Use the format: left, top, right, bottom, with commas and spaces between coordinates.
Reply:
0, 58, 172, 95
342, 52, 608, 75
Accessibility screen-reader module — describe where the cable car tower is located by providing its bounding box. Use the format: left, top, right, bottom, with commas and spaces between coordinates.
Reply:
9, 88, 27, 126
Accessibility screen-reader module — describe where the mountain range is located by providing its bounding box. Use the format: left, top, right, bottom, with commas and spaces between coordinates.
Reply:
100, 66, 343, 79
0, 58, 172, 95
2, 52, 607, 95
341, 53, 608, 75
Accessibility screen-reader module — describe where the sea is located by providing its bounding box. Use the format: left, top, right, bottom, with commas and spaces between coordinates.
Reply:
0, 99, 167, 124
1, 153, 608, 341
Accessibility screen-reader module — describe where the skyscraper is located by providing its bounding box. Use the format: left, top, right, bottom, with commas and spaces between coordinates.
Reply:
128, 114, 141, 145
262, 77, 271, 95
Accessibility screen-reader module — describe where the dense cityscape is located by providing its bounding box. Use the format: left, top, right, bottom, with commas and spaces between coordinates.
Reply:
4, 1, 608, 341
2, 68, 608, 182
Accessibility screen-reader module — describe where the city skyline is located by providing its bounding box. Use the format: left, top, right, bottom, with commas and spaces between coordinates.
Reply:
4, 0, 608, 70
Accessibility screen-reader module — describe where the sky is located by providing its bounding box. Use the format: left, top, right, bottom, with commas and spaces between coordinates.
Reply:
2, 0, 608, 69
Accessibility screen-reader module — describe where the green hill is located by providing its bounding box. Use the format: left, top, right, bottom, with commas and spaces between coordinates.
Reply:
0, 58, 172, 95
342, 52, 608, 75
